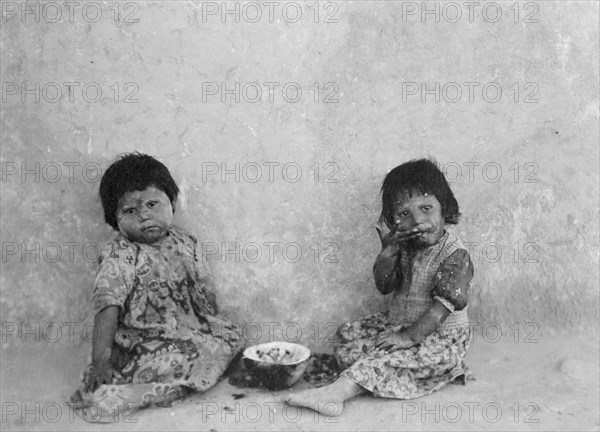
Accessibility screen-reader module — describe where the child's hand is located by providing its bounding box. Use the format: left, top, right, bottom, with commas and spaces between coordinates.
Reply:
375, 221, 423, 256
375, 329, 419, 351
85, 360, 113, 393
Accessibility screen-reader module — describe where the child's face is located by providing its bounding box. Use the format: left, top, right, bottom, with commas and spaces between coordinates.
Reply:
392, 191, 445, 247
116, 186, 174, 244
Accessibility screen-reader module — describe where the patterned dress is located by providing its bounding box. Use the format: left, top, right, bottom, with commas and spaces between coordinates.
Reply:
70, 226, 243, 422
335, 229, 474, 399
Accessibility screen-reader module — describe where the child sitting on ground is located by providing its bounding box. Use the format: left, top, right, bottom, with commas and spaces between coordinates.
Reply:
286, 158, 473, 415
70, 153, 243, 422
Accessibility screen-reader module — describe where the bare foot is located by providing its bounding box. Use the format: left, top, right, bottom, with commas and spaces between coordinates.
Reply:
284, 377, 364, 416
284, 387, 345, 416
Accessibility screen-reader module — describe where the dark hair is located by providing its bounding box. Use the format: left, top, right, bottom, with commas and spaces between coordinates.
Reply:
99, 153, 179, 230
379, 158, 460, 227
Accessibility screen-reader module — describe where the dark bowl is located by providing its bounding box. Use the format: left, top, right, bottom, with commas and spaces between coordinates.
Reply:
242, 342, 311, 390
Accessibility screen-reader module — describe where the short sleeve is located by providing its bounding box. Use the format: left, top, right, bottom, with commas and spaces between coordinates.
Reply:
92, 239, 137, 316
432, 248, 473, 311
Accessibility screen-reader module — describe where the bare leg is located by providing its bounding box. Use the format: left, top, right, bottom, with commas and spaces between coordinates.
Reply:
284, 376, 365, 416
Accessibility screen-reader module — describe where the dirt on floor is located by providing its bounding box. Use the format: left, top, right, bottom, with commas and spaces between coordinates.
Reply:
1, 328, 599, 432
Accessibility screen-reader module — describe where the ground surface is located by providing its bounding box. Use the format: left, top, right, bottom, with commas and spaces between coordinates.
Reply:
2, 329, 599, 431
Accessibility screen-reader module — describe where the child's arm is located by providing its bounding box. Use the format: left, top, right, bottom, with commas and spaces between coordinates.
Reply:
87, 305, 119, 392
377, 249, 473, 349
373, 222, 423, 295
403, 299, 452, 344
86, 240, 136, 392
199, 274, 218, 314
373, 248, 400, 295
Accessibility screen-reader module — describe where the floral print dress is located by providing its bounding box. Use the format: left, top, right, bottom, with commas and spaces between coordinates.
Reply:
335, 229, 474, 399
70, 226, 243, 422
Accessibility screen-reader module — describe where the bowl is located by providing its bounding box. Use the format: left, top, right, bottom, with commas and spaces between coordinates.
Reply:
242, 341, 311, 390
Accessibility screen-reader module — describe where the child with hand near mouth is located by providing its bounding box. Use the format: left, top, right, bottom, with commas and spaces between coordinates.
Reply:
286, 158, 474, 415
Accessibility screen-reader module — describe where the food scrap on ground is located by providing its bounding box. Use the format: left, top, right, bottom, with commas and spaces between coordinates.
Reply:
302, 353, 341, 387
227, 368, 261, 388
